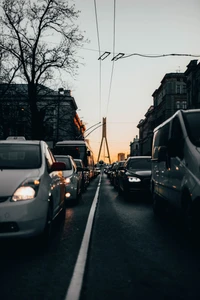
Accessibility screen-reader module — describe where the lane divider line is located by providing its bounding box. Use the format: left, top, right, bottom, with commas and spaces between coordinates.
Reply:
65, 175, 102, 300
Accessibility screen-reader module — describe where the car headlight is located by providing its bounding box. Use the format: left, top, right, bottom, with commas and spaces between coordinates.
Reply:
65, 176, 72, 184
128, 176, 141, 182
11, 178, 40, 202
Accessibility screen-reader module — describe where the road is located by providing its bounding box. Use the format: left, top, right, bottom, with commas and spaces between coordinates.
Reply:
1, 173, 200, 300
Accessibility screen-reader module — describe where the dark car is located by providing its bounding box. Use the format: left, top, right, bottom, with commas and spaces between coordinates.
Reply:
74, 158, 90, 192
113, 160, 126, 189
118, 156, 152, 201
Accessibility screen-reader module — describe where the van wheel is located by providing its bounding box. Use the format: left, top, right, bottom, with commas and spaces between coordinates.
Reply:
182, 195, 194, 237
153, 191, 166, 217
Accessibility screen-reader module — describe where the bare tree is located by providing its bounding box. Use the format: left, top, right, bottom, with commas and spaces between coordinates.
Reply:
0, 0, 86, 139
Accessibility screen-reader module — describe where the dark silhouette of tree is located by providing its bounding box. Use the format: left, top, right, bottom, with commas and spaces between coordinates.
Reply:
0, 0, 86, 139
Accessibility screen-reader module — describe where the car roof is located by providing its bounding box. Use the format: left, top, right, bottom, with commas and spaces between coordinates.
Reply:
54, 154, 72, 159
128, 156, 151, 159
0, 140, 41, 145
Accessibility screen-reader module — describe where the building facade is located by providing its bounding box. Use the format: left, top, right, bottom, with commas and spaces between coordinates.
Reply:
117, 152, 126, 161
137, 72, 187, 155
184, 60, 200, 109
130, 135, 140, 156
0, 84, 85, 145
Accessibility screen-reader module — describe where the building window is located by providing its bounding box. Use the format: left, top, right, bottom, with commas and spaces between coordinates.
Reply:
176, 84, 181, 94
181, 101, 187, 109
176, 101, 181, 109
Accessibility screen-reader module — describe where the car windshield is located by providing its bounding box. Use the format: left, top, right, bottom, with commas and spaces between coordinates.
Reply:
127, 158, 151, 170
183, 111, 200, 147
0, 144, 41, 169
55, 156, 72, 170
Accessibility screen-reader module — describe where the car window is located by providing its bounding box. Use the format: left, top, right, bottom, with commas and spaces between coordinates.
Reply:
183, 111, 200, 146
0, 144, 41, 169
74, 160, 82, 167
127, 158, 151, 170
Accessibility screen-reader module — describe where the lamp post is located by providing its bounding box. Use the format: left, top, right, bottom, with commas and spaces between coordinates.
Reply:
76, 121, 101, 140
56, 87, 64, 142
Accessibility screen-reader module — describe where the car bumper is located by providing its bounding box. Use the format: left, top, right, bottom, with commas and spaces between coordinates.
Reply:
0, 198, 48, 238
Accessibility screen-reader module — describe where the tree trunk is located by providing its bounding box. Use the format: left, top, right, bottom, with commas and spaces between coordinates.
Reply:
28, 83, 45, 140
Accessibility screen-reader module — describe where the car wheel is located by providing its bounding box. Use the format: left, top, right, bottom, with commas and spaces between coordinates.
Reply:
118, 185, 122, 195
42, 203, 53, 246
152, 191, 167, 217
123, 189, 130, 201
181, 194, 198, 238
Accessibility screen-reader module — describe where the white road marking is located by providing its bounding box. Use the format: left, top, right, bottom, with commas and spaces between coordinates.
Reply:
65, 175, 102, 300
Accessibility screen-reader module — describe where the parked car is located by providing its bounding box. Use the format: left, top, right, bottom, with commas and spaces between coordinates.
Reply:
74, 158, 90, 192
118, 156, 152, 200
54, 155, 83, 205
0, 139, 66, 245
151, 109, 200, 236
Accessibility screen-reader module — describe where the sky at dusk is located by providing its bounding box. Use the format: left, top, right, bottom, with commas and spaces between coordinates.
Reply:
66, 0, 200, 162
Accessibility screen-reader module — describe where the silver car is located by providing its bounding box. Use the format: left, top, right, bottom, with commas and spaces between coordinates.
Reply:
0, 139, 66, 242
54, 155, 83, 205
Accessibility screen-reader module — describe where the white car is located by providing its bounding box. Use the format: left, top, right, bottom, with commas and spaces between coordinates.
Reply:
0, 139, 66, 243
54, 155, 83, 205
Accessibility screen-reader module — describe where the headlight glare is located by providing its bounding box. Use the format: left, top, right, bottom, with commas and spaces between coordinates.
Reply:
128, 176, 141, 182
11, 177, 40, 201
65, 177, 71, 184
12, 187, 36, 201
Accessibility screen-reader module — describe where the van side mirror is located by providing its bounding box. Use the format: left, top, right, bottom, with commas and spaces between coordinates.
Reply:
157, 146, 167, 162
87, 150, 91, 156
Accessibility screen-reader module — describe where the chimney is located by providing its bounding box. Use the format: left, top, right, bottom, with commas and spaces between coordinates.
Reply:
64, 90, 71, 96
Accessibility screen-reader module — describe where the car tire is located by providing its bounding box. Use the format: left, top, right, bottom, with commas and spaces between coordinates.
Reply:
118, 185, 122, 195
152, 191, 167, 217
123, 189, 130, 201
181, 194, 198, 239
41, 203, 53, 247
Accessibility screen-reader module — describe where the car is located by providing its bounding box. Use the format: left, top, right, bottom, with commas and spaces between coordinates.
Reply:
113, 160, 126, 189
109, 162, 119, 185
74, 158, 90, 192
54, 155, 83, 205
0, 139, 66, 245
151, 109, 200, 235
118, 156, 152, 201
94, 165, 101, 177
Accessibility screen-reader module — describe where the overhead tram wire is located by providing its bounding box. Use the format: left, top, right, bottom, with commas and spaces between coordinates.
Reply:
94, 0, 102, 121
105, 0, 116, 117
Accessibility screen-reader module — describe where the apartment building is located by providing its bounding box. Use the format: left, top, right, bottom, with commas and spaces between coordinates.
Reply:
0, 84, 85, 145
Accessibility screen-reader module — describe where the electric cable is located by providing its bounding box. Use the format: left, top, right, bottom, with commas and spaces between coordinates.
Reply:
105, 0, 116, 117
94, 0, 102, 121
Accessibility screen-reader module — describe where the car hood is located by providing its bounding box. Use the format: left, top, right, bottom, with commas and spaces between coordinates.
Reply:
127, 169, 151, 177
0, 169, 40, 197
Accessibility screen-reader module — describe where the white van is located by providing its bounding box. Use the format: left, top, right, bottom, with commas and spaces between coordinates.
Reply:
151, 109, 200, 234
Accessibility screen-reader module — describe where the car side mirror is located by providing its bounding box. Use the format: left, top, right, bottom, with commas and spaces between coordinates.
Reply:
51, 161, 66, 171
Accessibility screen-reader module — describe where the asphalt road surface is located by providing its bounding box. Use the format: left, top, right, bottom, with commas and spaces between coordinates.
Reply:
1, 173, 200, 300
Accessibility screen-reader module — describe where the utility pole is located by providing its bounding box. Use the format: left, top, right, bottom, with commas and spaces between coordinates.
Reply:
97, 117, 111, 164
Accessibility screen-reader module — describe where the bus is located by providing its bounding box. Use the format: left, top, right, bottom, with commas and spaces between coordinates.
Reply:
53, 140, 95, 180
